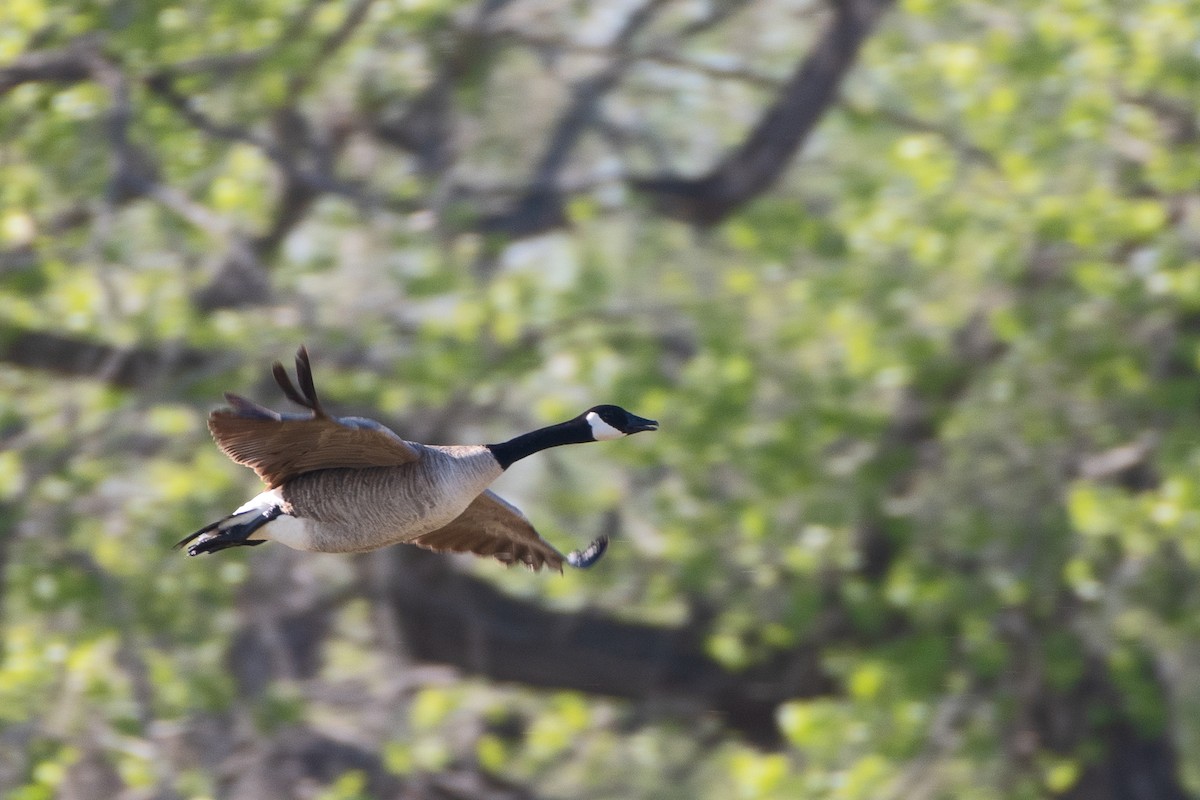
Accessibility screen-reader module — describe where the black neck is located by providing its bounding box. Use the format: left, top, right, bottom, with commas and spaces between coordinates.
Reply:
486, 418, 592, 470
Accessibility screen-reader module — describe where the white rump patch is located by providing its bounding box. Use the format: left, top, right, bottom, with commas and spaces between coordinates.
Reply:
260, 515, 314, 551
586, 411, 626, 441
234, 489, 284, 515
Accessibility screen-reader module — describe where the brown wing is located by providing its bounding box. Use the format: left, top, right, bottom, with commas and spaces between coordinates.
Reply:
209, 407, 421, 488
208, 346, 421, 488
410, 490, 608, 573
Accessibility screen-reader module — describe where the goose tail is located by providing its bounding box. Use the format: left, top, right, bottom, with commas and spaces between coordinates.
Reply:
174, 505, 280, 556
565, 535, 608, 569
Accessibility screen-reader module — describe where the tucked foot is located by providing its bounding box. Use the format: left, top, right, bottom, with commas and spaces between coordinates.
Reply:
566, 536, 608, 569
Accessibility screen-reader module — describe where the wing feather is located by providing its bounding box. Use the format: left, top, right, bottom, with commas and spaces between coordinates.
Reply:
208, 410, 421, 488
208, 346, 420, 488
411, 490, 608, 572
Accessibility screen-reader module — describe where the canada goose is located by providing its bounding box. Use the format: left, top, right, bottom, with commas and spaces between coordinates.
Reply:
176, 347, 657, 571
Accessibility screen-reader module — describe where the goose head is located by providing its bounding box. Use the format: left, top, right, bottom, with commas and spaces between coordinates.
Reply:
583, 405, 659, 441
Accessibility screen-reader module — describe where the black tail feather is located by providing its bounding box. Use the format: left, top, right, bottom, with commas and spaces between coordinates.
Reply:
175, 506, 281, 556
174, 519, 221, 551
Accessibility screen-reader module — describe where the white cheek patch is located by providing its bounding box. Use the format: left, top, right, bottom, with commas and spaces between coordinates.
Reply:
586, 411, 626, 441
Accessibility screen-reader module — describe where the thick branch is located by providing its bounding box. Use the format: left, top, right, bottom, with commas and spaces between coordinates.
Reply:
385, 550, 833, 747
630, 0, 895, 225
0, 327, 220, 388
0, 36, 99, 95
228, 546, 830, 747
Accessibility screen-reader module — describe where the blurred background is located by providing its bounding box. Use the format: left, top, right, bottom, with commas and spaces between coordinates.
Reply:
2, 0, 1199, 797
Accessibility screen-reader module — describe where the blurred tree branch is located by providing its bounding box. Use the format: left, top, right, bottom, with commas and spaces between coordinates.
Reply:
998, 606, 1190, 800
0, 35, 100, 95
629, 0, 895, 225
0, 327, 219, 388
5, 1, 1197, 796
387, 549, 833, 747
0, 0, 899, 302
477, 0, 673, 240
225, 545, 834, 748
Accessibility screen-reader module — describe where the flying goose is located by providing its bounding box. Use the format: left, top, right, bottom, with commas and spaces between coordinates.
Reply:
176, 347, 657, 571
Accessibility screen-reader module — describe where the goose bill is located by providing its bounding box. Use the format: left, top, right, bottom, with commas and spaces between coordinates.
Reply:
626, 414, 659, 433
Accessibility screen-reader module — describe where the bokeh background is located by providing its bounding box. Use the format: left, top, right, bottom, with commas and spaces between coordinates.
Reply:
3, 0, 1200, 798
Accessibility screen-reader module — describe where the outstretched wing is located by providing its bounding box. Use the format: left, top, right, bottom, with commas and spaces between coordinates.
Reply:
409, 490, 608, 572
208, 346, 421, 488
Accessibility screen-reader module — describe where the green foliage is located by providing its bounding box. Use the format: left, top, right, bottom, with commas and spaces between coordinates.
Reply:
3, 0, 1200, 796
